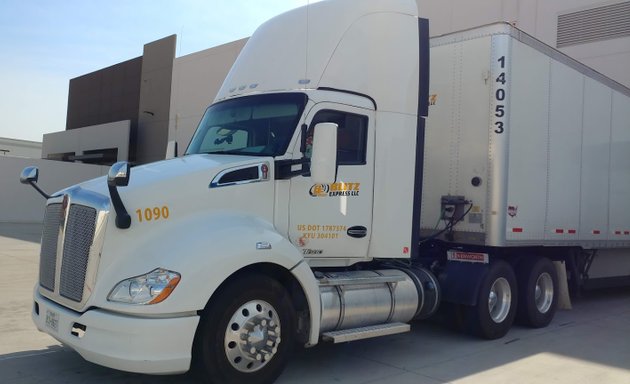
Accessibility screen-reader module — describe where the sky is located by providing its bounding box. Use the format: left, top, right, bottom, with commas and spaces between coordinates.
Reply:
0, 0, 319, 142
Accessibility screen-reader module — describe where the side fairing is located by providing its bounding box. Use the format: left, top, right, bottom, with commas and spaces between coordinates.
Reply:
216, 0, 419, 117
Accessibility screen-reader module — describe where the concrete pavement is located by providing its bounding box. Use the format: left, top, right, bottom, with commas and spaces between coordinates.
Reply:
1, 223, 629, 383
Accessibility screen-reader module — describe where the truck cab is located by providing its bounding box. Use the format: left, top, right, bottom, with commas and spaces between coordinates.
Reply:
28, 1, 431, 383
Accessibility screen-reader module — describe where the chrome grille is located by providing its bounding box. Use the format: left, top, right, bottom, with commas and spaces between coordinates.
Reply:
39, 204, 62, 291
38, 189, 109, 311
59, 205, 97, 302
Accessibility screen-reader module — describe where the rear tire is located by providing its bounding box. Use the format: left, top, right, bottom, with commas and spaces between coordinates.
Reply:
465, 260, 517, 339
516, 257, 558, 328
194, 274, 295, 384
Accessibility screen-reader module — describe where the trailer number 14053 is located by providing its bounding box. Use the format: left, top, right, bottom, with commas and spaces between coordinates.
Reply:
136, 206, 170, 222
494, 55, 507, 134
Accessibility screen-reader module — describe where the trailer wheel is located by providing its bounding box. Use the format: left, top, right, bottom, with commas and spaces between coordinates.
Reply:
466, 260, 517, 339
194, 274, 295, 384
516, 257, 558, 328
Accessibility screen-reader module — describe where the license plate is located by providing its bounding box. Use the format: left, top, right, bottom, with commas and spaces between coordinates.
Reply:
45, 309, 59, 332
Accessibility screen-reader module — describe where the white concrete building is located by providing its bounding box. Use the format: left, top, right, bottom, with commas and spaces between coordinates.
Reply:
0, 137, 42, 158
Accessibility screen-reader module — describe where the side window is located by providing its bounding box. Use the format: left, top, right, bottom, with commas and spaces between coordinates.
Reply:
308, 110, 368, 165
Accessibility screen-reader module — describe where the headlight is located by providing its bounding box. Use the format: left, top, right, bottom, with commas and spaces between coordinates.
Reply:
107, 268, 181, 305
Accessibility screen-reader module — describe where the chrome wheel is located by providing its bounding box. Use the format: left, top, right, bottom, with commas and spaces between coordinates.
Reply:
224, 299, 281, 373
534, 272, 554, 314
488, 277, 511, 323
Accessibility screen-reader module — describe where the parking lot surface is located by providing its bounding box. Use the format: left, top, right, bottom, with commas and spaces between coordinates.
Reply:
1, 223, 629, 383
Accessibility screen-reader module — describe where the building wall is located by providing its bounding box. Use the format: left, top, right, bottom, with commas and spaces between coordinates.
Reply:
136, 35, 177, 163
42, 121, 130, 164
0, 138, 42, 158
416, 0, 630, 88
168, 38, 247, 152
0, 157, 107, 223
64, 35, 176, 165
66, 57, 142, 131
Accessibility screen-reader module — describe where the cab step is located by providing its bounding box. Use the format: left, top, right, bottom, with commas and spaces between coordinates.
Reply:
321, 322, 410, 343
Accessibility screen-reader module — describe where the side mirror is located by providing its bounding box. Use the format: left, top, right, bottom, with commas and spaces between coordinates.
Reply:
310, 122, 337, 185
20, 166, 52, 199
20, 166, 39, 184
108, 161, 130, 187
165, 140, 178, 160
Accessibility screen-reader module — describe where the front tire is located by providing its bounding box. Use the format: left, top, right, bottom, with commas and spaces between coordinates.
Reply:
194, 275, 296, 384
465, 260, 517, 339
516, 257, 558, 328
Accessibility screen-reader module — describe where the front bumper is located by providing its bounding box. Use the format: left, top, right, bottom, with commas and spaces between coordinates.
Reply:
32, 289, 200, 374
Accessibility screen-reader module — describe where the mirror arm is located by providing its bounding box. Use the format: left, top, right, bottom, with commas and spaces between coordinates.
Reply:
108, 184, 131, 229
107, 162, 132, 229
28, 181, 52, 199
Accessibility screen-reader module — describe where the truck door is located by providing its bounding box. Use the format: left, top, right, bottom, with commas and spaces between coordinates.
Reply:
288, 104, 375, 260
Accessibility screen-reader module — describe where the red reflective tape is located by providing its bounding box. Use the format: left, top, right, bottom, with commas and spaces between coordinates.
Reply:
615, 231, 622, 235
512, 228, 523, 233
568, 229, 576, 234
592, 230, 601, 235
625, 231, 630, 235
555, 229, 564, 234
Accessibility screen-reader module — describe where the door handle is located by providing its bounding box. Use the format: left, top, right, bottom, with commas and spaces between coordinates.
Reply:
347, 226, 368, 238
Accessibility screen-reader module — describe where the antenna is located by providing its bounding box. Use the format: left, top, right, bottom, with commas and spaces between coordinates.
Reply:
305, 0, 309, 83
178, 25, 184, 57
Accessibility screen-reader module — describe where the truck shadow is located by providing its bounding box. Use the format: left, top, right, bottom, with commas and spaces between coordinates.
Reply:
277, 287, 630, 383
1, 288, 628, 384
0, 345, 196, 383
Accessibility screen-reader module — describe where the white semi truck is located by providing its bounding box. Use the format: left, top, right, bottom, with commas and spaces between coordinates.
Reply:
22, 0, 630, 383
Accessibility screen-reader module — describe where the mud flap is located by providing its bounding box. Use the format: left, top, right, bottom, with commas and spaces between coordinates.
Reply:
438, 262, 489, 306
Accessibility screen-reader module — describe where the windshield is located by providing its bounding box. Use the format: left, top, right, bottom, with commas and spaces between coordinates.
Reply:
186, 93, 307, 157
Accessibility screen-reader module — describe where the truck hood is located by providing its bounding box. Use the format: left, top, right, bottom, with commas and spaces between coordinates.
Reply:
41, 154, 278, 313
76, 154, 265, 196
64, 153, 276, 242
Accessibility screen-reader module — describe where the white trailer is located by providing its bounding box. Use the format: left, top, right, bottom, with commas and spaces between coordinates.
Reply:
422, 22, 630, 311
21, 0, 630, 383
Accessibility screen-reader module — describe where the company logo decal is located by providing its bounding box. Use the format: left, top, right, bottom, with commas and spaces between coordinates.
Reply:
507, 205, 518, 218
302, 249, 323, 255
309, 183, 360, 197
447, 250, 489, 264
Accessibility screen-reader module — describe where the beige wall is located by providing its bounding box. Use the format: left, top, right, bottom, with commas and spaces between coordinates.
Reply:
168, 39, 247, 153
0, 157, 108, 223
417, 0, 630, 88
